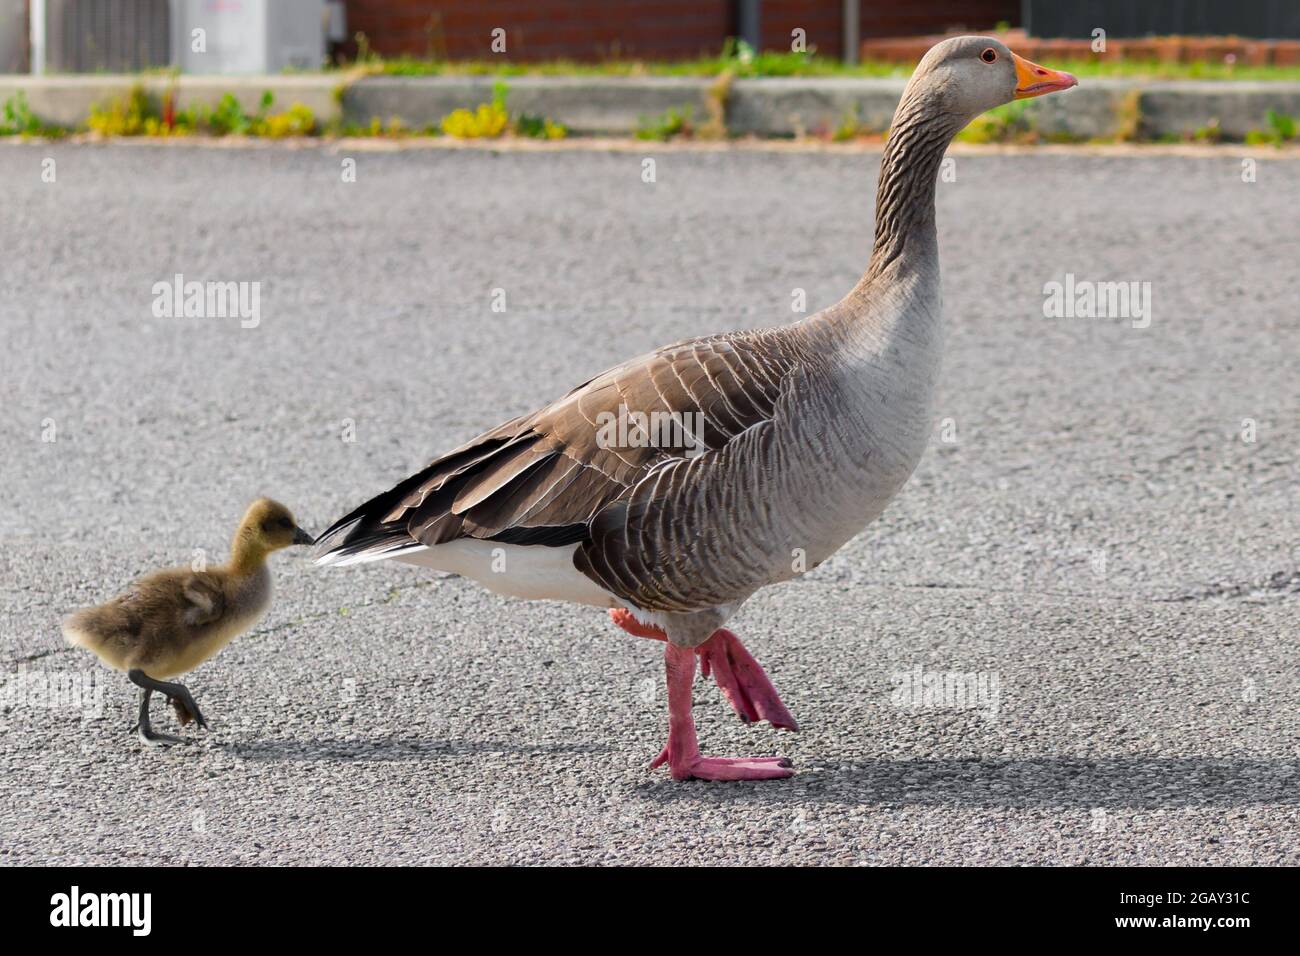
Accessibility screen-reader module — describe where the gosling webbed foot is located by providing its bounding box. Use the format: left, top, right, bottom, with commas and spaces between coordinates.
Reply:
134, 720, 190, 747
169, 690, 208, 730
128, 670, 207, 747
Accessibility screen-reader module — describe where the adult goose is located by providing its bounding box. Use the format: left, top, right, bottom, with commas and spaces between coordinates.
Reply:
315, 36, 1077, 781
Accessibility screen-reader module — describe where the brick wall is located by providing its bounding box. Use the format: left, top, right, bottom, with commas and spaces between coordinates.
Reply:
761, 1, 842, 56
344, 0, 733, 61
342, 1, 1021, 62
858, 1, 1017, 39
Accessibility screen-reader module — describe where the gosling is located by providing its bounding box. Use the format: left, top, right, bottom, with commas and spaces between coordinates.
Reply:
62, 498, 314, 746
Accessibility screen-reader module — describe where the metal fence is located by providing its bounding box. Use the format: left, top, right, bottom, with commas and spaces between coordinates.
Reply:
44, 0, 170, 73
1025, 0, 1300, 39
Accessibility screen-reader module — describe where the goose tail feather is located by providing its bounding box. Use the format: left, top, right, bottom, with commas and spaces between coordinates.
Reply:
311, 480, 427, 567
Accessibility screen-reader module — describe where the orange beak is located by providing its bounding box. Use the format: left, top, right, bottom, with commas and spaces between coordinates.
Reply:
1012, 52, 1078, 99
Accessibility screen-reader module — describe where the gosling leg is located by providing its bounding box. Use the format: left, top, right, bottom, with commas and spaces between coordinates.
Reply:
127, 669, 208, 744
130, 686, 188, 746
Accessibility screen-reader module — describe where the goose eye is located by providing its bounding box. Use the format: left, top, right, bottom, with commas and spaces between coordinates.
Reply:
277, 517, 293, 529
980, 48, 997, 63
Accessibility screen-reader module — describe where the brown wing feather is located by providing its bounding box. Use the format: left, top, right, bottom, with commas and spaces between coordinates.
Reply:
314, 330, 802, 600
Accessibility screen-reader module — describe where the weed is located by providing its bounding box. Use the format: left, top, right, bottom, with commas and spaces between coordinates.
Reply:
1268, 108, 1297, 139
1114, 89, 1143, 142
699, 70, 732, 139
440, 81, 510, 138
956, 100, 1036, 144
89, 86, 313, 137
86, 85, 197, 136
832, 107, 864, 142
0, 90, 65, 137
258, 103, 316, 137
1190, 118, 1222, 143
515, 113, 567, 139
207, 92, 256, 135
1245, 109, 1297, 146
636, 105, 693, 141
440, 81, 566, 139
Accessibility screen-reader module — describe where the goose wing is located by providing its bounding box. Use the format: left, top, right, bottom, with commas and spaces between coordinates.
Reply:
179, 573, 227, 628
314, 329, 804, 608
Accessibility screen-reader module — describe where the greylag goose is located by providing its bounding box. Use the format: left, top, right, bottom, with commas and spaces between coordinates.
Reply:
315, 37, 1077, 781
63, 499, 314, 745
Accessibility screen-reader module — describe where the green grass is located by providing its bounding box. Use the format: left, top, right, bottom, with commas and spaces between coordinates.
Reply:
1245, 108, 1298, 145
635, 105, 693, 141
0, 91, 67, 137
339, 43, 1300, 82
956, 100, 1036, 144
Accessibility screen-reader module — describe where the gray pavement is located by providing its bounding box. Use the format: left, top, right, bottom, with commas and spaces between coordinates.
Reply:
0, 141, 1297, 865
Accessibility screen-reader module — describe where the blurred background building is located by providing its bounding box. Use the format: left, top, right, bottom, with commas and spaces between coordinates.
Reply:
0, 1, 1298, 74
341, 0, 1020, 61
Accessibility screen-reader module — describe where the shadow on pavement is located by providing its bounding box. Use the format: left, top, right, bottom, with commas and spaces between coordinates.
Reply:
634, 756, 1300, 808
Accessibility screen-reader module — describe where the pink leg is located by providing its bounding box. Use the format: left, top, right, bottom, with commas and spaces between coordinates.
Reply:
654, 644, 793, 782
608, 608, 798, 732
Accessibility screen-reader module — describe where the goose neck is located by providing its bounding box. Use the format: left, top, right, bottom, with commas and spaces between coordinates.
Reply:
228, 528, 269, 576
861, 100, 965, 284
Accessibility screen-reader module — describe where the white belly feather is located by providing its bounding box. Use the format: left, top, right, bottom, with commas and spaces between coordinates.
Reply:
392, 540, 617, 608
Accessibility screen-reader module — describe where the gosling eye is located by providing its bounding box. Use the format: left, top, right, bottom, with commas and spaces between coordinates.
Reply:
980, 48, 998, 63
277, 517, 293, 530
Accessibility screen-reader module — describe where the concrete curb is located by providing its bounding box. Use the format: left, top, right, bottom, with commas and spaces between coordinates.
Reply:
2, 73, 1299, 141
341, 75, 711, 133
727, 77, 906, 136
1136, 81, 1300, 139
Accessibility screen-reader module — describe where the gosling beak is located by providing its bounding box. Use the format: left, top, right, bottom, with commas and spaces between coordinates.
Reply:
1012, 52, 1078, 99
292, 527, 315, 546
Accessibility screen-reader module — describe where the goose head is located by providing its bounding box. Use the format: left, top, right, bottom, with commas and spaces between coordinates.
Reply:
904, 35, 1078, 121
239, 498, 315, 553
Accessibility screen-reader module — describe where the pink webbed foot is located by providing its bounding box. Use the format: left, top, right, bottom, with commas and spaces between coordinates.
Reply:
653, 643, 794, 783
650, 746, 794, 781
608, 609, 798, 732
698, 629, 799, 731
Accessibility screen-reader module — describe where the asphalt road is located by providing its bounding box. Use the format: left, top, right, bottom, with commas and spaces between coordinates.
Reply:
1, 141, 1297, 865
